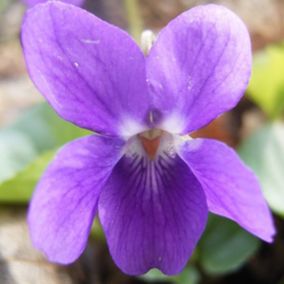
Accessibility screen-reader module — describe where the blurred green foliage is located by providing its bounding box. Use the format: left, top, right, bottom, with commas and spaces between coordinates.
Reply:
0, 103, 89, 203
239, 122, 284, 216
199, 215, 259, 275
0, 150, 55, 203
242, 40, 284, 217
0, 129, 37, 182
141, 266, 200, 284
11, 103, 89, 153
248, 42, 284, 119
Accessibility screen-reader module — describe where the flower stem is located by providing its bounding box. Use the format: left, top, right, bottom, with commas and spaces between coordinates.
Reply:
124, 0, 143, 43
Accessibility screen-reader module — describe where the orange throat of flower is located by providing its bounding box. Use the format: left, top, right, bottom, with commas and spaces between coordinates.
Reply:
138, 129, 163, 159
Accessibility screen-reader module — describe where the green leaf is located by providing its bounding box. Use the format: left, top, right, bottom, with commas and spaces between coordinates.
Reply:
0, 103, 89, 184
0, 103, 89, 203
11, 103, 89, 152
199, 215, 260, 275
248, 42, 284, 118
174, 266, 200, 284
140, 266, 200, 284
0, 150, 55, 203
0, 130, 37, 182
140, 269, 170, 282
239, 122, 284, 215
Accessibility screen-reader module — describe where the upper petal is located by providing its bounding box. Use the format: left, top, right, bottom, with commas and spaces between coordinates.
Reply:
146, 4, 252, 134
177, 138, 275, 242
98, 134, 208, 275
28, 134, 124, 264
21, 2, 149, 137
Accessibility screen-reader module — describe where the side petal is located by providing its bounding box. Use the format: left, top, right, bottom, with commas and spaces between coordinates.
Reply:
28, 135, 124, 264
177, 138, 275, 242
146, 4, 251, 134
98, 144, 208, 275
21, 2, 149, 137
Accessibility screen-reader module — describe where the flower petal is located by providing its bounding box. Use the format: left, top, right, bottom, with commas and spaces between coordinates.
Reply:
146, 4, 251, 134
28, 135, 124, 264
21, 2, 149, 137
23, 0, 84, 8
177, 138, 275, 242
98, 140, 208, 275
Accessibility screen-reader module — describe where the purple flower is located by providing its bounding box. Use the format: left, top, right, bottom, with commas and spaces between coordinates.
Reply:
21, 2, 275, 275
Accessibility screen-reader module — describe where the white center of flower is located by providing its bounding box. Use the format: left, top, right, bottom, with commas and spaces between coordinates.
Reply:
138, 129, 164, 159
125, 129, 178, 160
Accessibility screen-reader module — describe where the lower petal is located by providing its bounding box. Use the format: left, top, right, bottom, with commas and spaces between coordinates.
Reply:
177, 138, 275, 242
98, 138, 208, 275
28, 135, 124, 264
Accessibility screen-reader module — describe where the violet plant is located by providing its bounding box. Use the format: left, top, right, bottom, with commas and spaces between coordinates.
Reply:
21, 2, 275, 275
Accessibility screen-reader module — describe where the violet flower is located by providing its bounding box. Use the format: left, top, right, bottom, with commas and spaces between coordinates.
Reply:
21, 2, 275, 275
